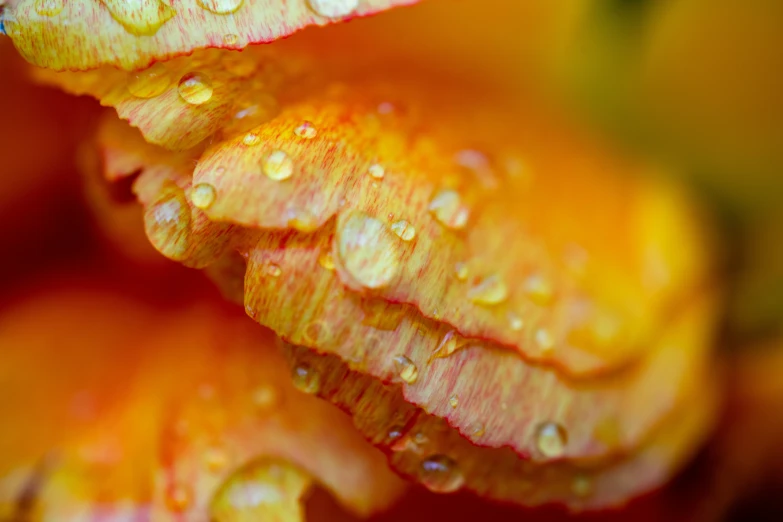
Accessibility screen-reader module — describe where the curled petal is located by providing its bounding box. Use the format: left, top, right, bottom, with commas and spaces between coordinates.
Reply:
1, 0, 418, 70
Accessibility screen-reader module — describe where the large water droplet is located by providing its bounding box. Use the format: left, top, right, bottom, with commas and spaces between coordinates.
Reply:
191, 183, 217, 210
536, 422, 567, 458
178, 72, 213, 105
428, 189, 469, 229
35, 0, 65, 17
294, 121, 317, 139
101, 0, 176, 36
307, 0, 358, 18
197, 0, 244, 15
394, 355, 418, 384
127, 62, 170, 98
430, 330, 465, 360
291, 364, 321, 394
391, 219, 416, 241
144, 187, 191, 260
336, 211, 402, 289
467, 274, 508, 305
420, 455, 464, 493
262, 150, 294, 181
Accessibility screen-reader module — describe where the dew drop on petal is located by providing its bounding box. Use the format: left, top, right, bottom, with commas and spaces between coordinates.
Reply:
454, 262, 469, 281
34, 0, 65, 16
507, 312, 524, 331
468, 422, 485, 438
222, 33, 239, 45
303, 321, 331, 345
264, 263, 282, 278
535, 328, 555, 353
394, 355, 418, 384
178, 72, 213, 105
291, 364, 321, 394
536, 422, 567, 458
431, 330, 463, 360
420, 455, 464, 493
368, 163, 385, 180
294, 121, 317, 139
262, 150, 294, 181
391, 220, 416, 241
428, 189, 469, 229
101, 0, 176, 36
252, 384, 282, 411
191, 183, 217, 210
127, 62, 170, 98
197, 0, 244, 15
448, 395, 458, 408
243, 132, 261, 146
467, 274, 508, 305
307, 0, 358, 18
318, 250, 335, 271
336, 211, 402, 289
145, 187, 191, 260
524, 273, 555, 306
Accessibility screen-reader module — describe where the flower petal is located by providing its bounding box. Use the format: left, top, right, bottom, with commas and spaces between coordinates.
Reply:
0, 282, 405, 520
1, 0, 417, 71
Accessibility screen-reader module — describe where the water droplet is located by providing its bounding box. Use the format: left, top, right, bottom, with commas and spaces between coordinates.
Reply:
536, 422, 567, 458
102, 0, 175, 35
291, 364, 321, 394
318, 250, 335, 270
448, 395, 458, 408
34, 0, 64, 16
264, 263, 282, 277
524, 273, 554, 306
468, 422, 485, 438
144, 187, 191, 260
191, 183, 216, 210
428, 189, 469, 229
243, 132, 261, 146
420, 455, 464, 493
388, 426, 404, 441
467, 274, 508, 305
431, 330, 465, 360
454, 262, 469, 281
167, 484, 192, 512
507, 312, 524, 331
197, 0, 244, 15
303, 321, 330, 345
391, 219, 416, 241
394, 355, 418, 384
178, 72, 213, 105
127, 62, 170, 98
454, 149, 498, 189
308, 0, 358, 18
252, 384, 282, 411
262, 150, 294, 181
336, 211, 401, 289
535, 328, 555, 353
286, 209, 319, 232
294, 121, 317, 139
204, 445, 229, 472
223, 33, 239, 45
368, 164, 385, 180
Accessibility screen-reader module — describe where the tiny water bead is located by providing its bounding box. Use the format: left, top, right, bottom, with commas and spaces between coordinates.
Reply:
294, 121, 317, 139
507, 312, 524, 331
523, 273, 555, 306
467, 274, 509, 305
535, 328, 555, 352
536, 422, 568, 458
308, 0, 359, 18
368, 163, 385, 180
222, 33, 239, 45
34, 0, 65, 17
391, 219, 416, 241
262, 150, 294, 181
420, 455, 465, 493
197, 0, 244, 15
454, 262, 469, 281
264, 263, 282, 277
336, 211, 402, 289
242, 132, 261, 146
191, 183, 217, 210
178, 72, 214, 105
318, 250, 335, 270
128, 62, 171, 99
291, 364, 321, 394
252, 384, 282, 411
467, 422, 485, 438
448, 394, 459, 408
394, 355, 418, 384
428, 189, 469, 230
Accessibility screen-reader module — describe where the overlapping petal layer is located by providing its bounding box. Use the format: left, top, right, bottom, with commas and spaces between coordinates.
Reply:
72, 38, 720, 506
0, 0, 418, 71
0, 281, 404, 521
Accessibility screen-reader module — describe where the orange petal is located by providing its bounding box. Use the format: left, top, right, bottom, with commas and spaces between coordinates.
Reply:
1, 0, 418, 71
0, 281, 405, 520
